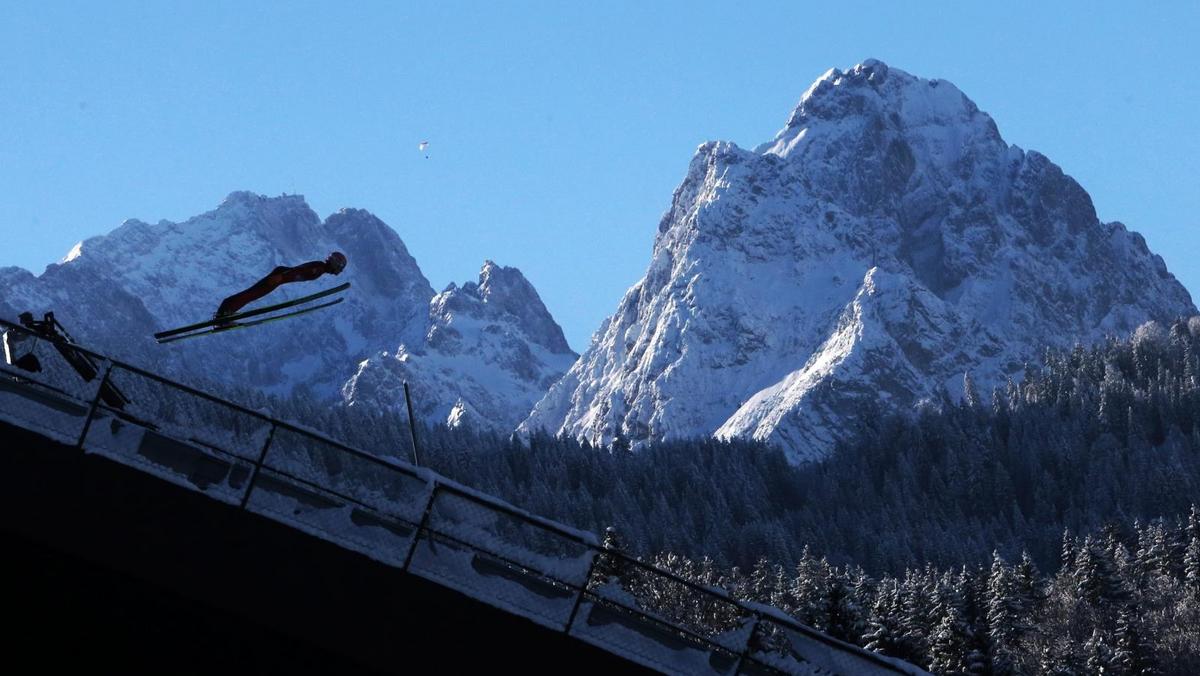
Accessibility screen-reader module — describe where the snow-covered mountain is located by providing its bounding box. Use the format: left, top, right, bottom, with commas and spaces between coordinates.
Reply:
342, 261, 577, 431
0, 192, 574, 431
519, 60, 1195, 462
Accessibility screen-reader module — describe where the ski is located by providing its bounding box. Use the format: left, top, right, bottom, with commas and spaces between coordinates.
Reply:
156, 298, 344, 344
154, 282, 350, 340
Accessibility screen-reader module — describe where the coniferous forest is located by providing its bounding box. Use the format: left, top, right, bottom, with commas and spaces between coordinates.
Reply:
249, 316, 1200, 673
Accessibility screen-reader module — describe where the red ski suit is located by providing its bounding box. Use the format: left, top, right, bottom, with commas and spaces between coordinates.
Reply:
217, 261, 331, 317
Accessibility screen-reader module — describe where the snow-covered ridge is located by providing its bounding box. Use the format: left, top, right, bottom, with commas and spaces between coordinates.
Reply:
520, 59, 1195, 462
343, 260, 578, 431
0, 192, 575, 432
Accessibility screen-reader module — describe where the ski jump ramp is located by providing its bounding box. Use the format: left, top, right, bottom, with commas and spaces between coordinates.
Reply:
0, 317, 926, 676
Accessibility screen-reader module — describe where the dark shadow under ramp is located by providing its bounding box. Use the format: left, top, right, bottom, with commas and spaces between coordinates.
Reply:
0, 420, 652, 675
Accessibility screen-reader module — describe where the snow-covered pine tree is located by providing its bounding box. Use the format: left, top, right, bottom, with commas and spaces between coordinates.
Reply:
897, 568, 934, 666
1112, 606, 1157, 676
1186, 531, 1200, 600
927, 602, 971, 676
985, 552, 1025, 675
1136, 520, 1173, 584
1185, 506, 1200, 600
1014, 551, 1042, 623
863, 578, 903, 658
824, 567, 862, 643
1075, 535, 1129, 606
790, 546, 831, 629
963, 372, 980, 411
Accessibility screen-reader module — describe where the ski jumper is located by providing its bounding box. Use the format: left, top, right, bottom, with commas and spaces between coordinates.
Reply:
217, 261, 332, 318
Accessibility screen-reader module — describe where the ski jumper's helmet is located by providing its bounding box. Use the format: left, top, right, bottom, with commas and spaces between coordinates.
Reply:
327, 251, 347, 274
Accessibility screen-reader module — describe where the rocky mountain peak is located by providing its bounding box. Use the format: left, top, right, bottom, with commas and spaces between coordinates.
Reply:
520, 61, 1195, 461
426, 261, 572, 355
322, 207, 434, 311
346, 258, 578, 432
477, 261, 573, 355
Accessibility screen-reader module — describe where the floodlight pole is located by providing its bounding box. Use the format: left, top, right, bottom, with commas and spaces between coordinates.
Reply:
403, 381, 422, 467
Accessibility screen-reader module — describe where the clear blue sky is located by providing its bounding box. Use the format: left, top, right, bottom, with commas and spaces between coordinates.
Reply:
2, 1, 1198, 350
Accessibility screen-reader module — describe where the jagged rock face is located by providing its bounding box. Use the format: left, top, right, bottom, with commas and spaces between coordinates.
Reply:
520, 60, 1195, 462
1, 193, 575, 432
342, 261, 578, 432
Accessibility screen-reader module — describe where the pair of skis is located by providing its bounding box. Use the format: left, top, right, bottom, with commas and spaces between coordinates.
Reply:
154, 283, 350, 344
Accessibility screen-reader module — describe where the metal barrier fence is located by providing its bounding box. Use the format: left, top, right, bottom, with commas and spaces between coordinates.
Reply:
0, 318, 924, 676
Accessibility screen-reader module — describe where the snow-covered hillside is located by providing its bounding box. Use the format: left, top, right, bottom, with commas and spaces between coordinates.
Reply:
0, 192, 574, 431
520, 60, 1195, 462
342, 260, 577, 431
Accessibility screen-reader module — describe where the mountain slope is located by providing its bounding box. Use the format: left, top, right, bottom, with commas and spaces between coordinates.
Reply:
342, 261, 577, 431
1, 192, 574, 431
520, 60, 1194, 462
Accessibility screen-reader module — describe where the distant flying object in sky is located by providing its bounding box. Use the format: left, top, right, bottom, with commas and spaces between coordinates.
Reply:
418, 140, 430, 158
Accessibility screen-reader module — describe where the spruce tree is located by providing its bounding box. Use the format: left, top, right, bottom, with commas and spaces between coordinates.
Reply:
791, 546, 830, 628
1185, 506, 1200, 599
1014, 551, 1042, 622
927, 603, 971, 676
863, 580, 903, 658
1061, 529, 1077, 572
824, 568, 862, 643
898, 569, 933, 666
1136, 521, 1172, 583
1075, 535, 1129, 606
986, 552, 1023, 675
1112, 606, 1157, 676
1185, 535, 1200, 600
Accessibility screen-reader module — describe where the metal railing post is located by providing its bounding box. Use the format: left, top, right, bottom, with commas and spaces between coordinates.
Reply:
239, 423, 277, 510
74, 361, 114, 449
564, 548, 600, 634
402, 484, 438, 571
731, 613, 763, 675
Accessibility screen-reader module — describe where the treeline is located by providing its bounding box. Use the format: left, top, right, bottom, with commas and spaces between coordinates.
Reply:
629, 509, 1200, 674
248, 318, 1200, 580
777, 317, 1200, 572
